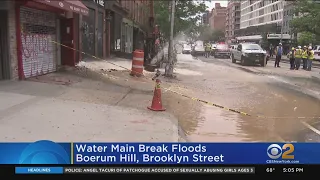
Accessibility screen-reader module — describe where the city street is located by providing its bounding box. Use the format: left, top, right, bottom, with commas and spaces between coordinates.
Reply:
1, 54, 320, 143
165, 53, 320, 142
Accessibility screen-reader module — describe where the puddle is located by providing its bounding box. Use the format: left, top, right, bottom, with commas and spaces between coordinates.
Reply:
186, 80, 320, 142
188, 105, 250, 142
237, 67, 263, 75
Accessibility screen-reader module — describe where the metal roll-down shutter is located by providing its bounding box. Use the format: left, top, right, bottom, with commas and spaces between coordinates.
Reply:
20, 7, 57, 78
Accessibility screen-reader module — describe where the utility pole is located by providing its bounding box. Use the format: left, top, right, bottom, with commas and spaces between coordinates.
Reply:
165, 0, 175, 77
280, 0, 284, 44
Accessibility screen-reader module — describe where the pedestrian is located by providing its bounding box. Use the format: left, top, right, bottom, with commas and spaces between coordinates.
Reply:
287, 47, 295, 70
269, 44, 273, 57
294, 46, 302, 70
306, 46, 315, 71
204, 42, 211, 58
302, 46, 308, 69
274, 43, 283, 68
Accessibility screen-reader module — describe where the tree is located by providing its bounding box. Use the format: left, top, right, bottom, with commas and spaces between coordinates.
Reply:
297, 32, 317, 46
198, 25, 212, 41
154, 1, 208, 41
210, 29, 225, 42
290, 0, 320, 38
197, 25, 225, 42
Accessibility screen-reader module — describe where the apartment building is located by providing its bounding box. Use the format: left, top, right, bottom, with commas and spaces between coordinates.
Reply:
282, 1, 295, 36
240, 0, 284, 29
202, 10, 211, 25
209, 3, 227, 31
225, 0, 241, 42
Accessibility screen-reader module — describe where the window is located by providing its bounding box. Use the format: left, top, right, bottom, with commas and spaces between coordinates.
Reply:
259, 17, 264, 24
242, 44, 262, 50
259, 9, 264, 16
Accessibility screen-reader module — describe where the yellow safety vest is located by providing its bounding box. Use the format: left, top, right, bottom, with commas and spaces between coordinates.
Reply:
205, 44, 211, 51
308, 50, 315, 60
295, 49, 302, 58
302, 50, 308, 59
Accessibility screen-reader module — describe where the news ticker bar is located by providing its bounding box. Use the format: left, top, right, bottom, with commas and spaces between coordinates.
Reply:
16, 167, 255, 174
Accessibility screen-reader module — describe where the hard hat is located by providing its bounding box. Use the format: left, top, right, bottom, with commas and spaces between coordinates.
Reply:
279, 43, 282, 45
292, 47, 295, 50
298, 46, 301, 49
309, 46, 312, 50
304, 45, 307, 48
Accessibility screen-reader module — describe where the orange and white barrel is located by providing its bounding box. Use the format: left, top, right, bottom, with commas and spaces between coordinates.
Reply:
131, 50, 144, 77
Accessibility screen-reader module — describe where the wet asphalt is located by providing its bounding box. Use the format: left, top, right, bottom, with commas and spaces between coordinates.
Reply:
174, 54, 320, 142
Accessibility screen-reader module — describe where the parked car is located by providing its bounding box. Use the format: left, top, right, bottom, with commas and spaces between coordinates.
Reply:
191, 41, 205, 56
231, 43, 267, 66
214, 44, 231, 58
313, 45, 320, 61
182, 44, 192, 54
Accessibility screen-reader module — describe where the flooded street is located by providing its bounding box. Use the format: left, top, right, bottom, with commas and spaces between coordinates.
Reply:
170, 54, 320, 142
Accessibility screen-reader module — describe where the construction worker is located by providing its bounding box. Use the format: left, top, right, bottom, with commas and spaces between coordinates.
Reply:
294, 46, 302, 70
287, 47, 295, 70
306, 46, 315, 71
205, 42, 212, 58
211, 45, 216, 56
275, 43, 283, 67
302, 46, 308, 69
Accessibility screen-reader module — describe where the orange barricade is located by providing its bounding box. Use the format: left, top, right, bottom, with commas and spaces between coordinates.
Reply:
130, 50, 144, 77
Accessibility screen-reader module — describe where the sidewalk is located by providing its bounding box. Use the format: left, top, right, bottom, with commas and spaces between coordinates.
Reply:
0, 71, 181, 142
269, 56, 320, 67
250, 60, 320, 79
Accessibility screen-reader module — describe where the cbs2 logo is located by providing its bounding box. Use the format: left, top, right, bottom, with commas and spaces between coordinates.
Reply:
267, 144, 294, 159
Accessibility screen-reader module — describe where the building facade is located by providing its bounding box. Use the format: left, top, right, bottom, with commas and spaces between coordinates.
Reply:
209, 3, 227, 31
0, 1, 13, 80
202, 10, 210, 25
81, 0, 106, 60
225, 0, 240, 42
282, 1, 295, 39
240, 0, 284, 29
4, 0, 89, 80
106, 0, 151, 59
1, 0, 153, 81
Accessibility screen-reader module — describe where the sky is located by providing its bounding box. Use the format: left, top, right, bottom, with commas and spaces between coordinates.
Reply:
205, 1, 228, 11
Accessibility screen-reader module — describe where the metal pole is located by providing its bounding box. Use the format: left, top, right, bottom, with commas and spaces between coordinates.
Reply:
280, 0, 284, 43
166, 0, 175, 76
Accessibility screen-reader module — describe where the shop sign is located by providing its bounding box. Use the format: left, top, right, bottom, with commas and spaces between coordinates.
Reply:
93, 0, 104, 7
267, 34, 291, 39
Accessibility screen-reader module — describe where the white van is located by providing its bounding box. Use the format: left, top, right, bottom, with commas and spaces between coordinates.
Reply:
192, 41, 205, 55
182, 44, 192, 54
313, 45, 320, 61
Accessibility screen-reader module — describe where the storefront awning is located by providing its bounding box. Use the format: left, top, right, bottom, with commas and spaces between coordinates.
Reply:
34, 0, 89, 16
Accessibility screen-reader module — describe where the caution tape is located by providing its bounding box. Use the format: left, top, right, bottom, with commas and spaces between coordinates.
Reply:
50, 40, 320, 120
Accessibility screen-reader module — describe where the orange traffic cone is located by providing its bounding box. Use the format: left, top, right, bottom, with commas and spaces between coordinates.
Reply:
148, 79, 166, 111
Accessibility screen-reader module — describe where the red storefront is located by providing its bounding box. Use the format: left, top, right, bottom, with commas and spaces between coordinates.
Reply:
15, 0, 89, 79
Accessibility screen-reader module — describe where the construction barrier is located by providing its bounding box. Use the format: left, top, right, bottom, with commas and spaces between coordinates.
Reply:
148, 79, 166, 111
130, 50, 144, 77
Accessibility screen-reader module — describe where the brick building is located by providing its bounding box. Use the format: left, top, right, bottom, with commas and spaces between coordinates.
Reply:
209, 3, 227, 32
0, 0, 153, 80
225, 0, 240, 43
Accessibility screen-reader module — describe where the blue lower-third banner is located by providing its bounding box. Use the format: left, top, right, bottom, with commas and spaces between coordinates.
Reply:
0, 140, 320, 164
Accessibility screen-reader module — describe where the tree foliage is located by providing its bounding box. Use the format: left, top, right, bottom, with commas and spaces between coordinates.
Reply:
154, 1, 208, 41
290, 0, 320, 38
210, 29, 225, 42
297, 32, 317, 46
198, 26, 225, 42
